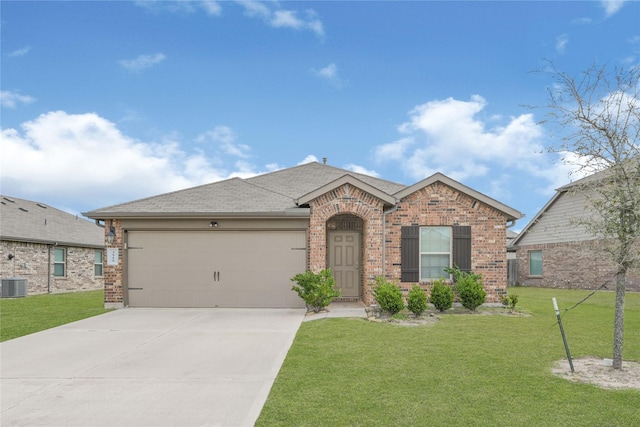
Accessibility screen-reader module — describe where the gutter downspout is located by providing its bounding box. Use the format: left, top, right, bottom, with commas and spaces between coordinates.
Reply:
382, 201, 400, 278
47, 245, 51, 294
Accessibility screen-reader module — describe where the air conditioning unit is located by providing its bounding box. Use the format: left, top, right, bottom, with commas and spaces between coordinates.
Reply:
1, 278, 28, 298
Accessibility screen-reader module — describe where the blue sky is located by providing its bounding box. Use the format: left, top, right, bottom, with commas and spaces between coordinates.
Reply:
1, 0, 639, 231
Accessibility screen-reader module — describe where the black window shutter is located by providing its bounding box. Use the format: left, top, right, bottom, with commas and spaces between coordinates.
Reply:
452, 226, 471, 273
401, 226, 419, 282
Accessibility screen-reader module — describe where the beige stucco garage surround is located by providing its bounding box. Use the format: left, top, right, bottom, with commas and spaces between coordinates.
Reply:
86, 162, 522, 308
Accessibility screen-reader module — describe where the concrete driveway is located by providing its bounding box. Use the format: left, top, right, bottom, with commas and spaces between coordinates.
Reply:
1, 308, 305, 427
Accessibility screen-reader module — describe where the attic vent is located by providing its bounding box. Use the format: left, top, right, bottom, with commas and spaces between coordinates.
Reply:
19, 207, 28, 212
37, 203, 47, 209
471, 200, 478, 209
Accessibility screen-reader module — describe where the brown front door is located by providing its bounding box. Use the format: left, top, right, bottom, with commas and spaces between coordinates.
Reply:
328, 231, 360, 298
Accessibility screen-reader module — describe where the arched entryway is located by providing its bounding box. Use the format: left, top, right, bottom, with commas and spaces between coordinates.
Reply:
326, 214, 364, 300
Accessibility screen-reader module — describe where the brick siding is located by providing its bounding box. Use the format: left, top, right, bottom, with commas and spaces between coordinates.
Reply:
385, 182, 510, 304
101, 183, 513, 307
0, 240, 104, 294
308, 181, 511, 305
308, 184, 385, 305
103, 219, 124, 305
516, 240, 640, 292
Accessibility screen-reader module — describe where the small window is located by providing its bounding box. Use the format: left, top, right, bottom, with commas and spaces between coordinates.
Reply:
54, 248, 66, 277
420, 226, 451, 280
94, 250, 104, 277
529, 250, 542, 276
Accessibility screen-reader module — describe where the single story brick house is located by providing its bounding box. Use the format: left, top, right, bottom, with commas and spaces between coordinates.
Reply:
84, 162, 523, 309
510, 171, 640, 292
0, 195, 105, 295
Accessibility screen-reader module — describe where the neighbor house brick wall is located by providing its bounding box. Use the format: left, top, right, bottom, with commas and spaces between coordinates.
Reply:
308, 184, 385, 305
0, 240, 103, 294
516, 240, 640, 292
103, 219, 124, 306
385, 182, 510, 303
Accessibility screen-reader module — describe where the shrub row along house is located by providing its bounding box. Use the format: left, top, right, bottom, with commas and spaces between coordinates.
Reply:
511, 168, 640, 292
0, 196, 105, 295
84, 162, 523, 308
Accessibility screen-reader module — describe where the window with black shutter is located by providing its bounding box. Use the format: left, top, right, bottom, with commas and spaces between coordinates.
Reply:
400, 226, 419, 282
400, 225, 472, 281
452, 225, 472, 273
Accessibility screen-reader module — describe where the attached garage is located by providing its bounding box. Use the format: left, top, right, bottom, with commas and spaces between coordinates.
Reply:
125, 230, 306, 308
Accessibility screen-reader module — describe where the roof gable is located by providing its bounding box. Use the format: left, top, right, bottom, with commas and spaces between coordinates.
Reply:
395, 173, 523, 221
1, 196, 103, 247
295, 174, 397, 206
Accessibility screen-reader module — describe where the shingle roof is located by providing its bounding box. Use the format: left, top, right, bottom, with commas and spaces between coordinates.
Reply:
1, 196, 104, 247
84, 162, 407, 218
246, 162, 406, 198
83, 162, 522, 222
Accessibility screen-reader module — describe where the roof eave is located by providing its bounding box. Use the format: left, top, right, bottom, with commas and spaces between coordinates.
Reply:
83, 208, 311, 220
0, 235, 104, 249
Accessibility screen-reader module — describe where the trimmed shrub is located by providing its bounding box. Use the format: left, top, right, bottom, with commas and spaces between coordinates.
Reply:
407, 285, 428, 317
372, 276, 404, 315
430, 279, 453, 312
446, 266, 486, 311
501, 294, 519, 313
291, 269, 341, 313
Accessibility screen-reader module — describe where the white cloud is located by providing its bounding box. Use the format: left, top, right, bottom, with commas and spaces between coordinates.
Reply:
311, 63, 345, 88
237, 1, 324, 37
298, 155, 319, 165
134, 0, 219, 16
200, 0, 221, 16
0, 91, 36, 108
134, 1, 324, 36
344, 164, 380, 178
196, 126, 251, 158
373, 96, 568, 193
118, 53, 166, 71
270, 9, 324, 36
555, 34, 569, 54
0, 111, 260, 213
600, 0, 628, 17
8, 46, 31, 57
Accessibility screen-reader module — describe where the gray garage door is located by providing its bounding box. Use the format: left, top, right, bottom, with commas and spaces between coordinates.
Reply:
126, 230, 306, 308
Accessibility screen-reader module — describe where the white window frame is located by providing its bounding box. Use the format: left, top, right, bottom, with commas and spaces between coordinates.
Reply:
54, 247, 66, 277
94, 250, 104, 277
419, 226, 452, 280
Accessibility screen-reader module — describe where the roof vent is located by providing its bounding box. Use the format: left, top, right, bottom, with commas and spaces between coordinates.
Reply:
19, 207, 28, 212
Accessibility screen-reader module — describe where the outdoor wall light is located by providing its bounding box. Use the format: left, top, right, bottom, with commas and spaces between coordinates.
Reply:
209, 221, 218, 228
106, 220, 116, 244
8, 254, 14, 260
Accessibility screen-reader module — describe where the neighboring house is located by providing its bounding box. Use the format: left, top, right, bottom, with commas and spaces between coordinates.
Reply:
84, 162, 523, 309
510, 172, 640, 292
0, 196, 105, 295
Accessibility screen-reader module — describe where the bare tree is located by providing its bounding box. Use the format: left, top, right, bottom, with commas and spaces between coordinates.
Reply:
541, 61, 639, 369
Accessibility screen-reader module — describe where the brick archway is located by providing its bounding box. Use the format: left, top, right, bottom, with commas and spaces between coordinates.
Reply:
307, 184, 385, 304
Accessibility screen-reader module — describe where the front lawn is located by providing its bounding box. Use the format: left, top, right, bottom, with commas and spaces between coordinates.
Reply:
0, 290, 111, 342
257, 288, 640, 426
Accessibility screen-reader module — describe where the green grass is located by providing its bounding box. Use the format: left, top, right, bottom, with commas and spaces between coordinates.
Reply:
0, 290, 112, 342
257, 288, 640, 426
